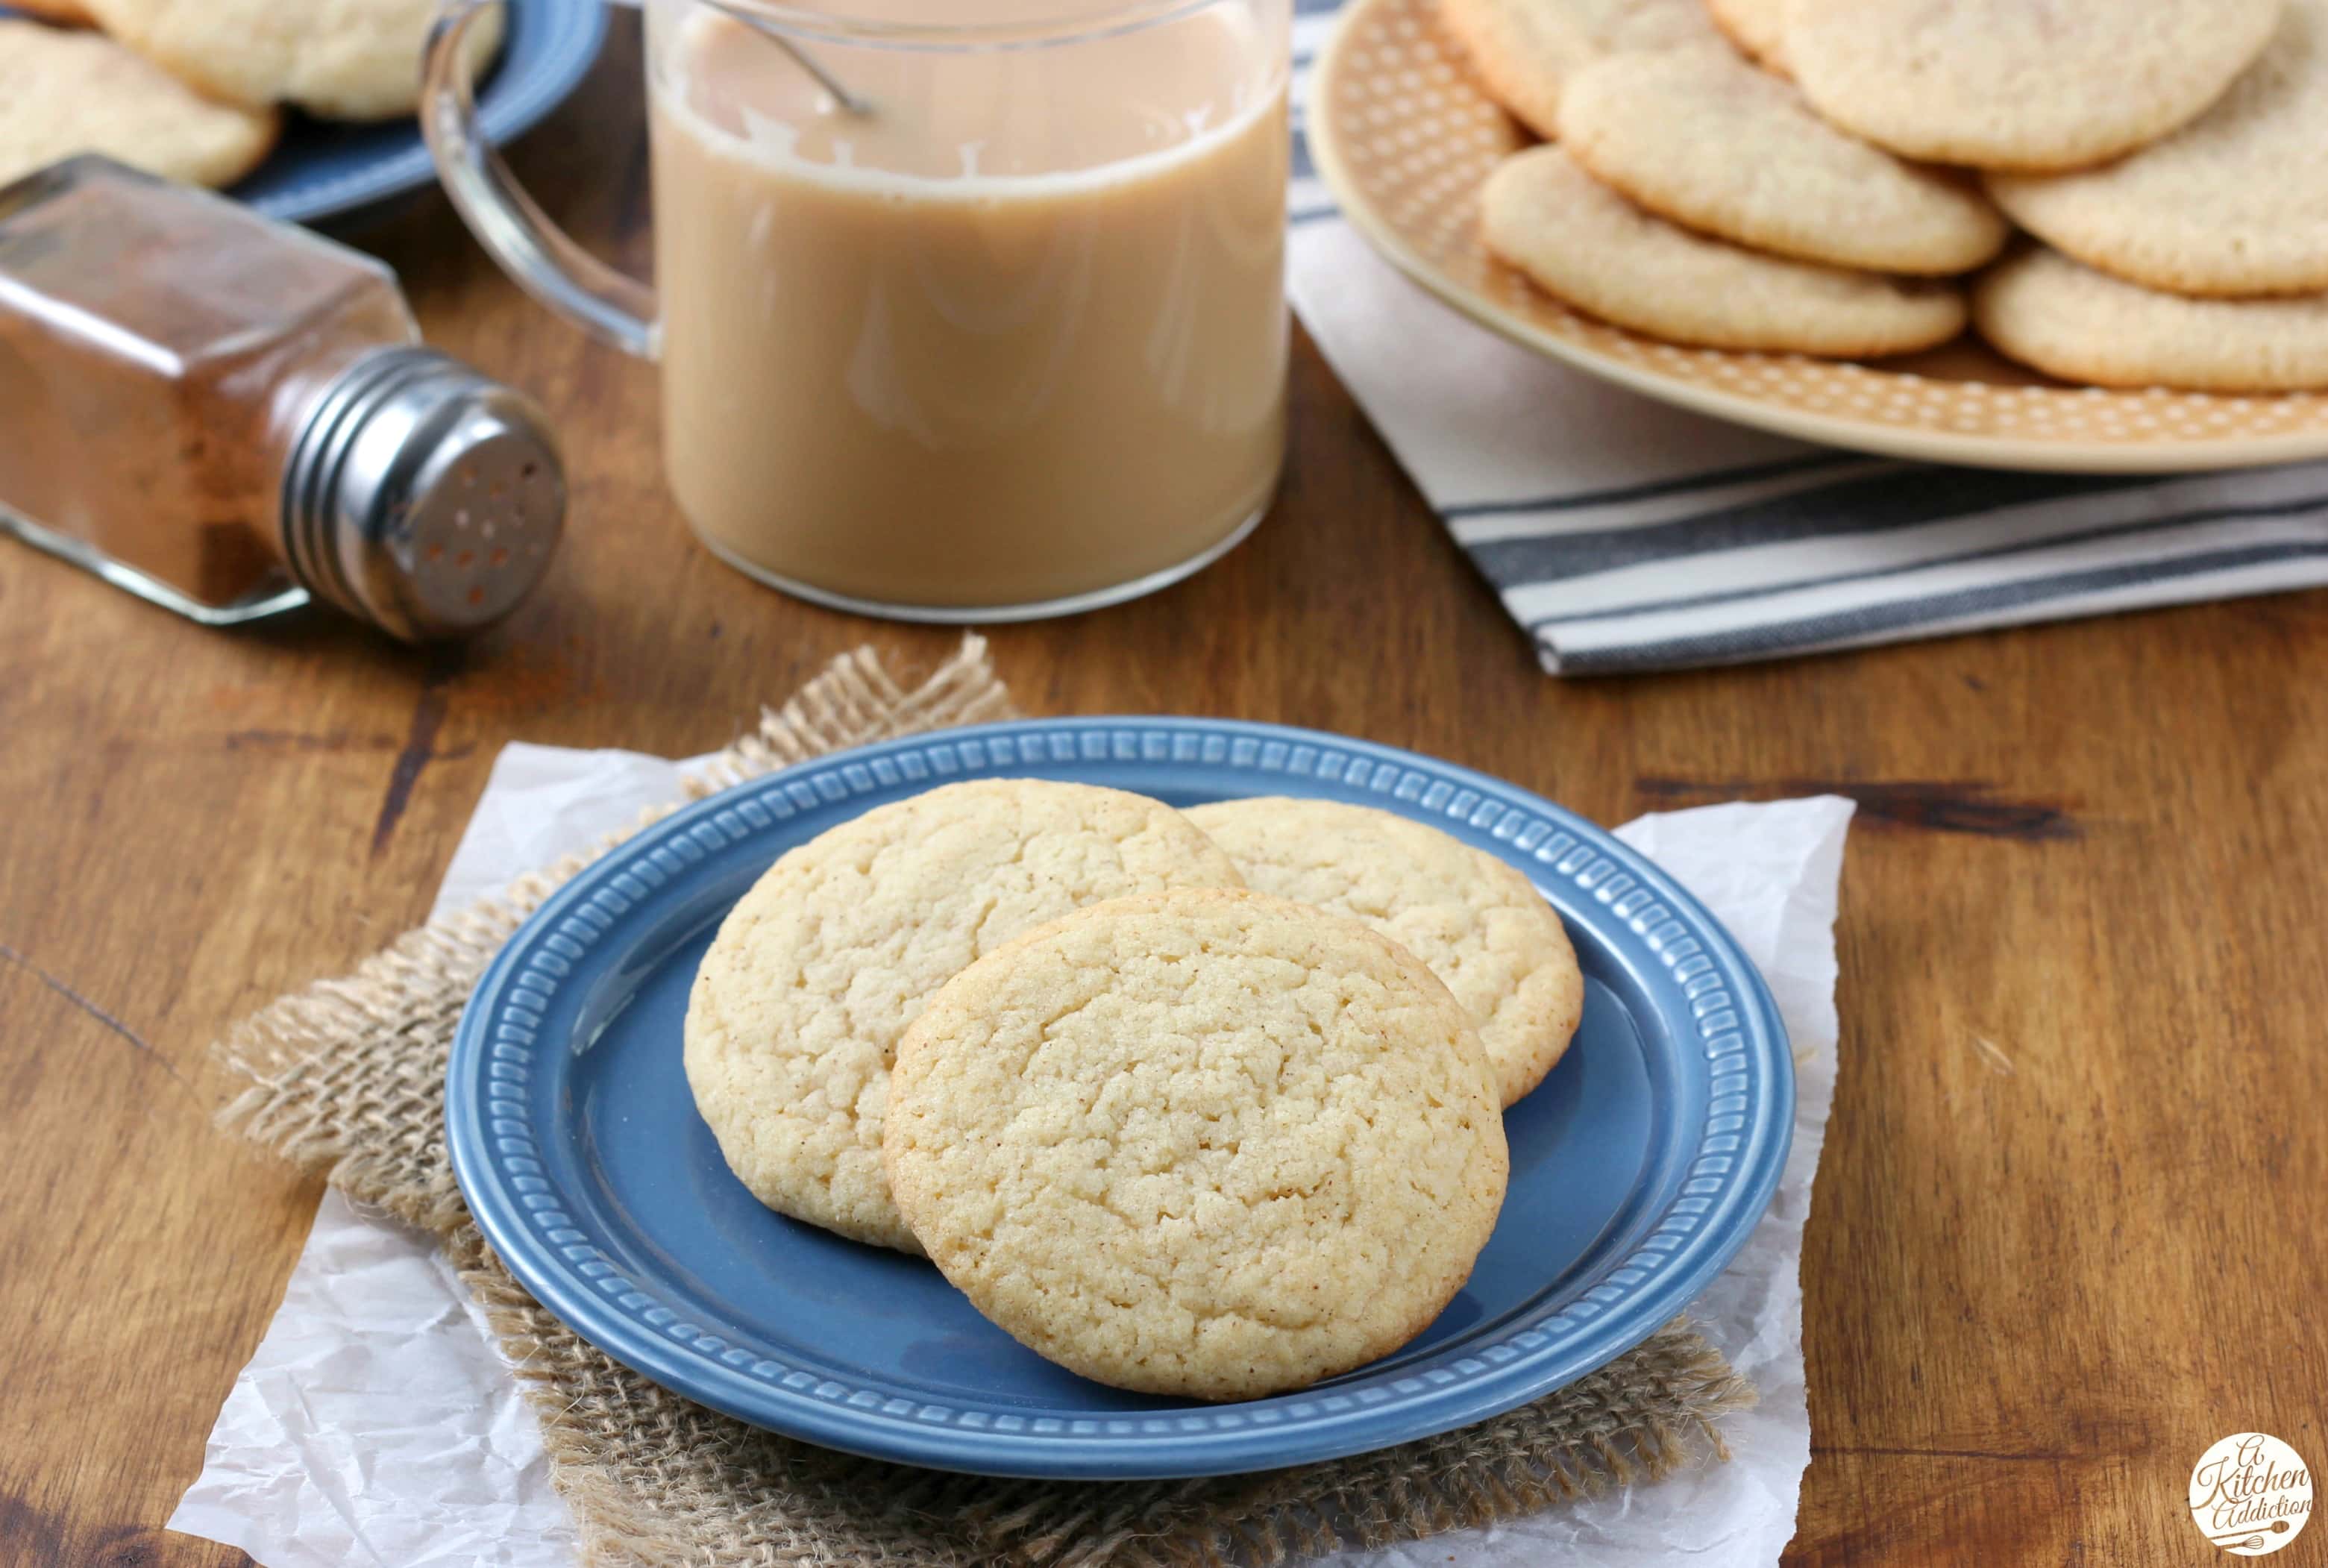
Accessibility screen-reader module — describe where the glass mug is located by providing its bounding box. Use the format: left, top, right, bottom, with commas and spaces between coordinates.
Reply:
423, 0, 1290, 621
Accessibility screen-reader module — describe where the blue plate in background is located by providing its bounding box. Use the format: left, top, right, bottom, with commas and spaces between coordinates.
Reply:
1, 0, 607, 227
446, 718, 1794, 1478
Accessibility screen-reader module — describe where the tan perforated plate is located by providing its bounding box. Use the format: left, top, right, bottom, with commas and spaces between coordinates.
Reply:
1308, 0, 2328, 473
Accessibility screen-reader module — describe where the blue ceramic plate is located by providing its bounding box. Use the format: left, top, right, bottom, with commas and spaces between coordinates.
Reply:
0, 0, 606, 227
447, 718, 1792, 1478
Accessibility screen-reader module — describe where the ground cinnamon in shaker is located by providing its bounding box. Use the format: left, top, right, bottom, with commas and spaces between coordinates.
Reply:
0, 156, 565, 637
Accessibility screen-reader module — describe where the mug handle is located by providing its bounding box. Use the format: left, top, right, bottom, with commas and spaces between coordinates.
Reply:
421, 0, 659, 360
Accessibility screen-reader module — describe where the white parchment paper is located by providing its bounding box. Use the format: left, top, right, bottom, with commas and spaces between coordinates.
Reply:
170, 742, 1854, 1568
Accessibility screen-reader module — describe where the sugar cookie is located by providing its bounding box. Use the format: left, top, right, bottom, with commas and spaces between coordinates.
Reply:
1437, 0, 1719, 137
82, 0, 505, 121
0, 21, 278, 191
1786, 0, 2283, 172
1481, 146, 1966, 356
885, 888, 1508, 1399
685, 779, 1242, 1253
1184, 797, 1582, 1106
1986, 0, 2328, 298
1557, 44, 2007, 275
1973, 246, 2328, 391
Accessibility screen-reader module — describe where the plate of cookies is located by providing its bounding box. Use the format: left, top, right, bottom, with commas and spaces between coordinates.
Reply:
1311, 0, 2328, 472
0, 0, 604, 226
445, 718, 1792, 1477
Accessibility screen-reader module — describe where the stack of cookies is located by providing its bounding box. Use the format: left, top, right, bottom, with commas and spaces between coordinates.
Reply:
1447, 0, 2328, 392
685, 779, 1586, 1399
0, 0, 502, 192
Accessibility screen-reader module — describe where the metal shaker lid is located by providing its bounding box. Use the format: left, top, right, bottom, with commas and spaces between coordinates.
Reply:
281, 346, 565, 642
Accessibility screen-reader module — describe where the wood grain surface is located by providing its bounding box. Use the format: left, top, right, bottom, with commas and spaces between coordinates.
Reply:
2, 21, 2324, 1568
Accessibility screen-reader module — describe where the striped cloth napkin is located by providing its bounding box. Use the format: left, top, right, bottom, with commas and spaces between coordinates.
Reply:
1281, 1, 2328, 675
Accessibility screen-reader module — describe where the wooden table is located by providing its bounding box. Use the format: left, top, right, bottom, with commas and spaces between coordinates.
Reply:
4, 22, 2324, 1567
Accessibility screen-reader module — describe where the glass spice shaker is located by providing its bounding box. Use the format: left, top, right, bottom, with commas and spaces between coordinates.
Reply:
0, 154, 565, 641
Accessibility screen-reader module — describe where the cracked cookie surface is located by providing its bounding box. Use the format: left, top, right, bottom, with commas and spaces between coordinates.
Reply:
685, 780, 1241, 1254
885, 888, 1509, 1399
1557, 44, 2007, 276
1185, 797, 1584, 1106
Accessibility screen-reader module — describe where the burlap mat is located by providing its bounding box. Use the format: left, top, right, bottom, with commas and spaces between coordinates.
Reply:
216, 636, 1755, 1568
